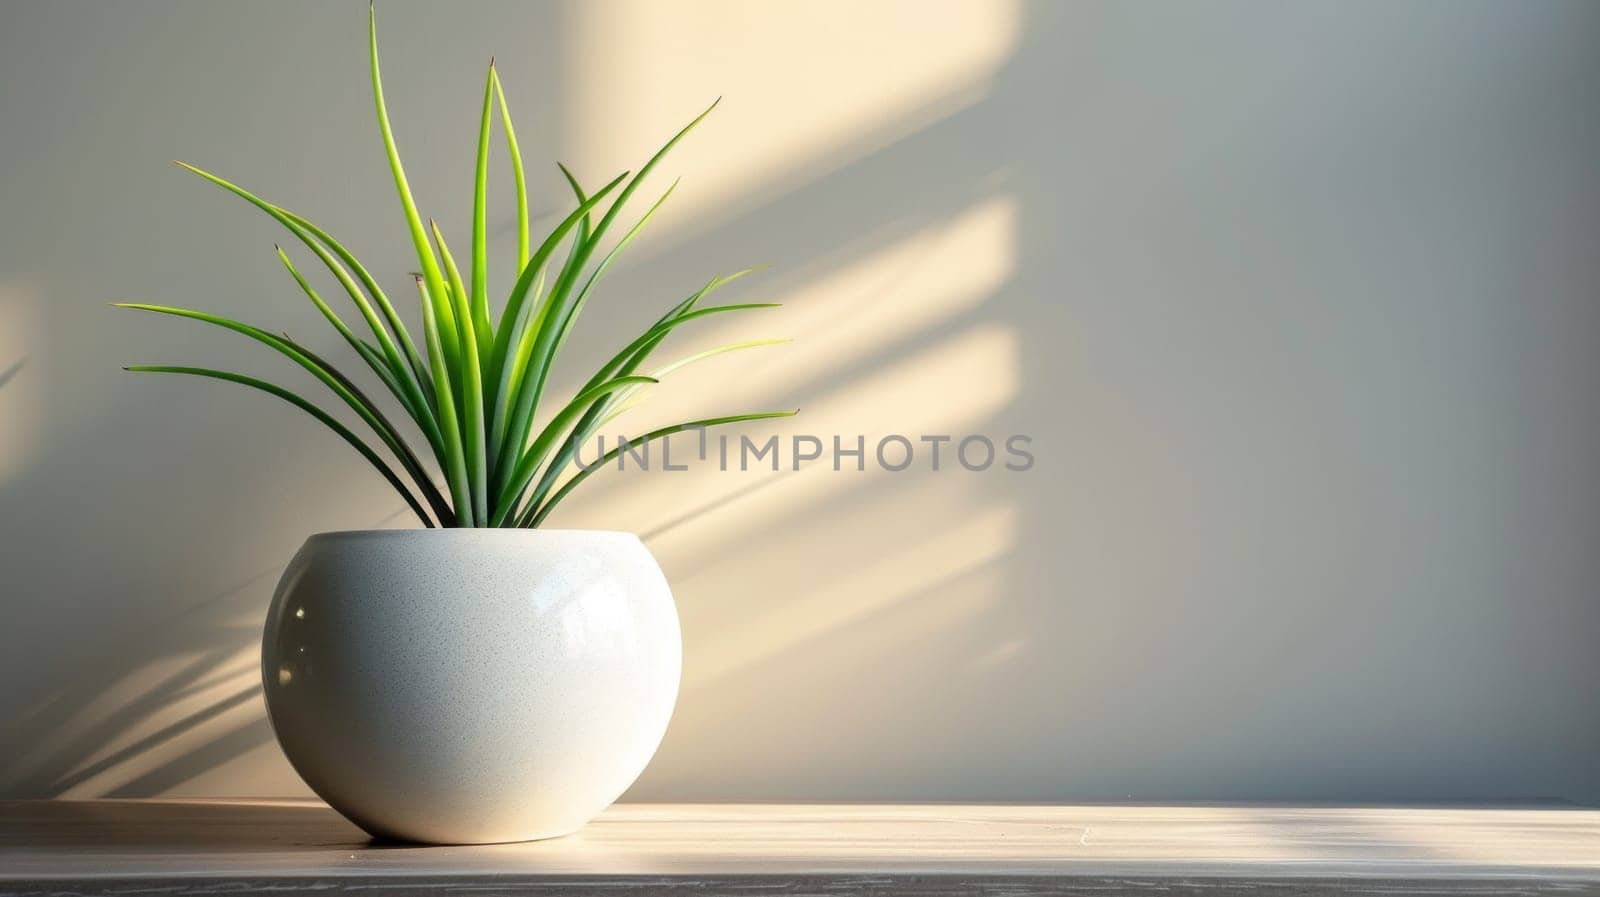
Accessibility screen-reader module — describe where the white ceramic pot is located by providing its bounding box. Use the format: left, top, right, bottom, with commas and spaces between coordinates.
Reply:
260, 529, 681, 844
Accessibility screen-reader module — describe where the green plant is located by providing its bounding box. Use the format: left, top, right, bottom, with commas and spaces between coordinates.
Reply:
119, 7, 794, 528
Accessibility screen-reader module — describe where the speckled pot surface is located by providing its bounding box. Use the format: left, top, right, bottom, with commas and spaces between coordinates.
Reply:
261, 529, 681, 845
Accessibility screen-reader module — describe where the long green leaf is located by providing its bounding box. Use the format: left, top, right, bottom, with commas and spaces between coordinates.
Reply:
580, 273, 769, 404
369, 3, 458, 411
275, 245, 421, 424
493, 218, 673, 485
488, 264, 544, 468
523, 338, 787, 515
117, 303, 385, 435
500, 166, 602, 468
272, 206, 431, 394
527, 167, 594, 438
487, 171, 627, 370
589, 99, 719, 259
431, 222, 488, 524
126, 365, 434, 527
485, 173, 628, 470
581, 303, 781, 402
172, 162, 441, 451
494, 103, 718, 489
553, 176, 680, 358
491, 67, 529, 268
650, 338, 790, 380
523, 410, 797, 527
276, 246, 359, 348
114, 303, 444, 521
520, 276, 777, 515
470, 63, 496, 363
492, 375, 658, 525
285, 336, 455, 527
548, 164, 593, 337
599, 338, 790, 427
512, 101, 718, 412
414, 277, 474, 525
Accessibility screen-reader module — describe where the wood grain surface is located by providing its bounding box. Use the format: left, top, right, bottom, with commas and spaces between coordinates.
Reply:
2, 800, 1597, 895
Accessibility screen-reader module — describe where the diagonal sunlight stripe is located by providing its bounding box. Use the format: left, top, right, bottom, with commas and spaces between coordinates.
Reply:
683, 504, 1015, 689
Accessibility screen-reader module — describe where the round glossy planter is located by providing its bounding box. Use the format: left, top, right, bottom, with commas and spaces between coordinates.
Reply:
261, 529, 681, 845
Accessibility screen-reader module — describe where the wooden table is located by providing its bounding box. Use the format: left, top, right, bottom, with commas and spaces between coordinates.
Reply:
2, 800, 1598, 895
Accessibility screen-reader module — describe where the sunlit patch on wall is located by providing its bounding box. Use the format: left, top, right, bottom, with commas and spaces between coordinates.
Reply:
561, 0, 1022, 221
741, 195, 1019, 394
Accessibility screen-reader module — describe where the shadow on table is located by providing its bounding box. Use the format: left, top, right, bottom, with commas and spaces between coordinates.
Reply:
0, 800, 366, 851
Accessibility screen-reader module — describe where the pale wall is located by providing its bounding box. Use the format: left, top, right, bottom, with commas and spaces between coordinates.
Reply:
1, 0, 1596, 802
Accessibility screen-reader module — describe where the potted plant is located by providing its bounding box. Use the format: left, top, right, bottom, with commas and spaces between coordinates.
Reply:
119, 7, 792, 845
